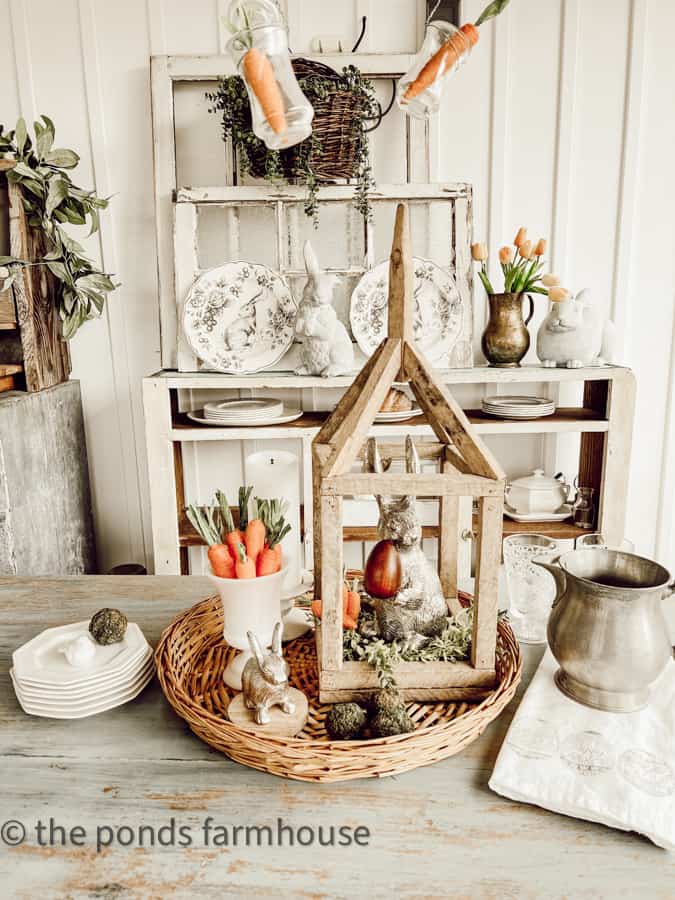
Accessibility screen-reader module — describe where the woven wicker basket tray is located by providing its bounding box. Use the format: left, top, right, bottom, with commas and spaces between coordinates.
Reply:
155, 596, 522, 783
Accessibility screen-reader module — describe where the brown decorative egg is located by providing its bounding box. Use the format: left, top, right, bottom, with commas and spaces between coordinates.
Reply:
364, 540, 402, 599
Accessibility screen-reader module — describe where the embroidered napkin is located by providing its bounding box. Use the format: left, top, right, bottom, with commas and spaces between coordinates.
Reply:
489, 649, 675, 850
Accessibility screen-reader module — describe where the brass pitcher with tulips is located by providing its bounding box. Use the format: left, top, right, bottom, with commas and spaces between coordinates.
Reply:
472, 228, 556, 367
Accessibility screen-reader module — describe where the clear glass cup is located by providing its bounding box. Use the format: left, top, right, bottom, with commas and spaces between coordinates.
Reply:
227, 24, 314, 150
396, 21, 473, 119
503, 533, 559, 645
575, 533, 635, 553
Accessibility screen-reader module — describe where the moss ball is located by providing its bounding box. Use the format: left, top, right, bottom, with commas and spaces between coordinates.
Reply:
368, 688, 404, 716
325, 703, 367, 740
370, 706, 414, 738
89, 608, 128, 645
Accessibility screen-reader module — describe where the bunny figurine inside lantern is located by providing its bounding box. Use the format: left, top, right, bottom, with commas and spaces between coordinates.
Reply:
294, 240, 354, 377
537, 286, 615, 368
364, 436, 448, 649
241, 622, 296, 725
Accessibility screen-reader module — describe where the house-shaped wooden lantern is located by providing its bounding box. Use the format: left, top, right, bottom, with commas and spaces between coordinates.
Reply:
312, 204, 507, 702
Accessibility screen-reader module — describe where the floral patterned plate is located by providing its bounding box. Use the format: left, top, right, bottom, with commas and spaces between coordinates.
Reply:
182, 262, 297, 373
349, 257, 463, 365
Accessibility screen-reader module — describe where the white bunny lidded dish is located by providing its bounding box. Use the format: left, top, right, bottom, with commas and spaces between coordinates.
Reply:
294, 240, 355, 377
241, 622, 296, 725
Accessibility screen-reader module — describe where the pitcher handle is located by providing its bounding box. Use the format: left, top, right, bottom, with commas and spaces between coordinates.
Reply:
524, 294, 535, 326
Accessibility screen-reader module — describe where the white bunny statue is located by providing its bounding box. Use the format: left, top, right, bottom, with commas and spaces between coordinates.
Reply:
537, 288, 615, 368
294, 240, 354, 377
241, 622, 296, 725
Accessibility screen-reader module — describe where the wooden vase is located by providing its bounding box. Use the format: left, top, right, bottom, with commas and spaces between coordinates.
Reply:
481, 292, 534, 368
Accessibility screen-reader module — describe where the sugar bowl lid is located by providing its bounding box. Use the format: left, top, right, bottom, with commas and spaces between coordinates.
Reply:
509, 468, 563, 492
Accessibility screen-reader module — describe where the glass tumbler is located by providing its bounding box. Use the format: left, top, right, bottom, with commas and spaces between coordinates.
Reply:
396, 21, 475, 119
227, 24, 314, 150
503, 534, 559, 644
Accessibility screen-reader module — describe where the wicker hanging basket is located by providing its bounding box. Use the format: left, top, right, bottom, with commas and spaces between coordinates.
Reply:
243, 58, 376, 183
155, 594, 522, 783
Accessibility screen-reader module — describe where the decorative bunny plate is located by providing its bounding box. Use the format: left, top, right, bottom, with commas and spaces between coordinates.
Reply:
349, 257, 464, 366
182, 262, 297, 373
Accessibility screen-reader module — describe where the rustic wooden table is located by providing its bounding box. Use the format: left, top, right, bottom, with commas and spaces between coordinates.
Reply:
1, 576, 673, 899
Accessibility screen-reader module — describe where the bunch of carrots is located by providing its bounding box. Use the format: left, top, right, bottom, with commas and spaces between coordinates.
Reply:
311, 579, 361, 631
402, 0, 511, 103
187, 486, 290, 579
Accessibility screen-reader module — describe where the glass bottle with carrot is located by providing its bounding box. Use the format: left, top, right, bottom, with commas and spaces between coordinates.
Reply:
224, 0, 314, 150
397, 1, 512, 119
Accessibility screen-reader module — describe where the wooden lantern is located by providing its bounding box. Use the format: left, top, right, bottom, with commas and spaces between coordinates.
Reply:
312, 203, 506, 702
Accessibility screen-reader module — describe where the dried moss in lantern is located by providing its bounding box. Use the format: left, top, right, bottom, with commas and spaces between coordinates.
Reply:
89, 608, 128, 645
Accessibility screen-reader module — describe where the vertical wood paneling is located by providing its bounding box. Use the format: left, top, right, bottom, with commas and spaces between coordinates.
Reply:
2, 0, 673, 571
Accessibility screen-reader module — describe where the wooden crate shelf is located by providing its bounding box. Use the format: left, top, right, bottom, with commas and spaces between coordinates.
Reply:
170, 407, 608, 441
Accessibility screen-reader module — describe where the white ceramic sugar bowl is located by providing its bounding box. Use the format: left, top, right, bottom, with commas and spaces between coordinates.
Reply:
505, 469, 572, 515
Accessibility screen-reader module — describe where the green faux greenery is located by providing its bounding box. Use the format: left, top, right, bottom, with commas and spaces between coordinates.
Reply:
342, 607, 475, 690
207, 64, 378, 226
0, 116, 118, 339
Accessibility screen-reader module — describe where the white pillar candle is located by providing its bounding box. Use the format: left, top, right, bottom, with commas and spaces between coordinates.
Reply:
245, 450, 301, 590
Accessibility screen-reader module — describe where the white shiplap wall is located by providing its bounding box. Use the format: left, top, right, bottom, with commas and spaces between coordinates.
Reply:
1, 0, 674, 572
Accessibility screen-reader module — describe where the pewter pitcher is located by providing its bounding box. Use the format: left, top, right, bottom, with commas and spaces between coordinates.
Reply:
535, 549, 675, 713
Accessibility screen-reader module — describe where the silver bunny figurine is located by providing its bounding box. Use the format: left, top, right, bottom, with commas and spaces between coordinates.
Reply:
367, 435, 448, 649
241, 622, 296, 725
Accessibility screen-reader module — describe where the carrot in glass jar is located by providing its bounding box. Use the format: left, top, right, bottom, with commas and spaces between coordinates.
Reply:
403, 23, 479, 102
242, 47, 287, 134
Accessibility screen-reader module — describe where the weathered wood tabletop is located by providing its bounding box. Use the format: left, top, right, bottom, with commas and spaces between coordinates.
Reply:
1, 576, 673, 899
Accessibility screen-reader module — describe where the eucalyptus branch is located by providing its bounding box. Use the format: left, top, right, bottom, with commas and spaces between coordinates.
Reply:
0, 115, 118, 339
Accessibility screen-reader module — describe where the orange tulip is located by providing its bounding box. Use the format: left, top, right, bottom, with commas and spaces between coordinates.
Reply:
514, 227, 528, 247
499, 246, 514, 265
471, 242, 488, 262
534, 238, 547, 256
518, 240, 533, 260
542, 273, 560, 287
549, 287, 570, 302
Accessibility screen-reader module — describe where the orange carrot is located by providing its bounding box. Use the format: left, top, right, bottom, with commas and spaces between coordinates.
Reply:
242, 47, 287, 134
244, 517, 266, 563
403, 23, 479, 101
256, 544, 281, 577
225, 530, 245, 562
312, 583, 360, 629
310, 599, 323, 619
234, 543, 256, 579
208, 544, 235, 578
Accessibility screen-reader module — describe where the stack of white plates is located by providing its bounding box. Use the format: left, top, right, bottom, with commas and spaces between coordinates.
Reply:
187, 398, 302, 427
374, 406, 424, 423
11, 621, 154, 719
481, 395, 556, 420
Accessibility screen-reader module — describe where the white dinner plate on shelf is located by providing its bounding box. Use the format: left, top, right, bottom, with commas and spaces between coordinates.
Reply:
187, 408, 303, 427
373, 406, 424, 423
350, 257, 464, 366
203, 398, 284, 421
12, 621, 148, 686
482, 396, 556, 420
503, 503, 573, 523
182, 262, 296, 373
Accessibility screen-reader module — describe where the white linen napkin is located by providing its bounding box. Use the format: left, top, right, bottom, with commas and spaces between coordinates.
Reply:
489, 649, 675, 850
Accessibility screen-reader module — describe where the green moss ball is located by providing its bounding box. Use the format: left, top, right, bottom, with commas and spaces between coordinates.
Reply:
370, 706, 414, 738
325, 703, 367, 740
89, 608, 128, 645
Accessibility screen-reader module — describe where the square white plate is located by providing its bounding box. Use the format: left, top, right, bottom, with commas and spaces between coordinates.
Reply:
12, 646, 154, 700
13, 621, 147, 685
11, 659, 155, 719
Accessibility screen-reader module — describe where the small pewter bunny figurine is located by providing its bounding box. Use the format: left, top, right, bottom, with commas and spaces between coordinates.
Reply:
294, 240, 354, 377
366, 436, 448, 649
241, 622, 296, 725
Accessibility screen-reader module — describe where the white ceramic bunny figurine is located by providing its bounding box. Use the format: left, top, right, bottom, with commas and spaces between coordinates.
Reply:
241, 622, 296, 725
537, 288, 615, 368
294, 240, 354, 377
367, 436, 448, 649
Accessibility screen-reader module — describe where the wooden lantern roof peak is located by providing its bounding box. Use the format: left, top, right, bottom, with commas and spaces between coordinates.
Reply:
315, 204, 506, 483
